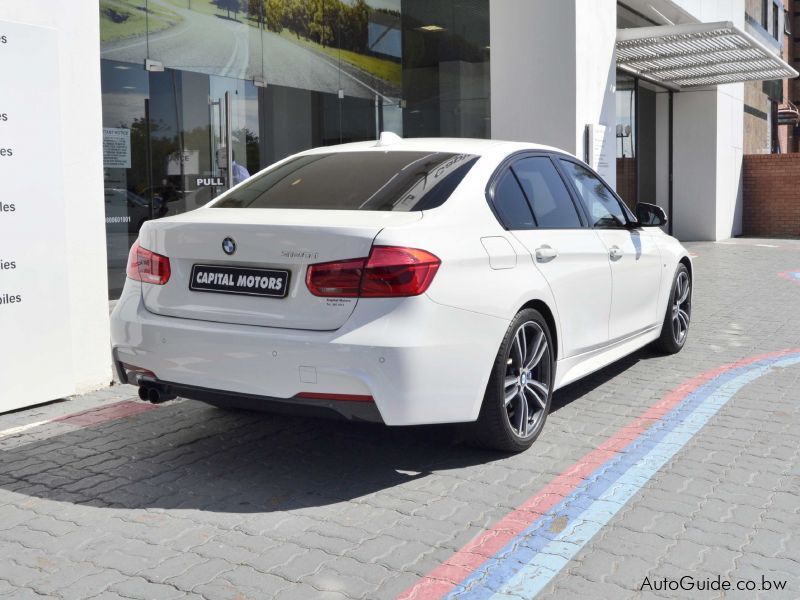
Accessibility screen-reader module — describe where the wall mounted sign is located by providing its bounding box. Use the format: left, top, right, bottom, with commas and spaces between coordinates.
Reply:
0, 20, 74, 411
102, 127, 131, 169
585, 123, 611, 182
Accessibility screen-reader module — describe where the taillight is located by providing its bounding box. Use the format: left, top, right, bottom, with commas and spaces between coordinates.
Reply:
305, 257, 365, 297
126, 240, 171, 285
306, 246, 440, 298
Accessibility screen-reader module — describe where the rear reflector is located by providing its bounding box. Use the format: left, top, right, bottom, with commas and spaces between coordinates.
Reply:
306, 246, 440, 298
126, 240, 171, 285
295, 392, 375, 403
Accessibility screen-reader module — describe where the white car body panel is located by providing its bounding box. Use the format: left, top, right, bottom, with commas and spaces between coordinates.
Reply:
111, 137, 691, 426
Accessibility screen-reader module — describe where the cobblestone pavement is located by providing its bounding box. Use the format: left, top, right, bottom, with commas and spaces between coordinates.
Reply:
1, 239, 799, 600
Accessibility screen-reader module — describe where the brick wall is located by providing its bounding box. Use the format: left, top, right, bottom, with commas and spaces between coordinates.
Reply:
743, 154, 800, 237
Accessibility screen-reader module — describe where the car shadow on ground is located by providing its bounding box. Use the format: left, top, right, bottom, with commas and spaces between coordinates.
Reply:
0, 349, 654, 514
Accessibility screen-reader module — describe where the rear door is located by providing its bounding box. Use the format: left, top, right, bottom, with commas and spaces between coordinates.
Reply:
557, 159, 663, 341
490, 154, 612, 358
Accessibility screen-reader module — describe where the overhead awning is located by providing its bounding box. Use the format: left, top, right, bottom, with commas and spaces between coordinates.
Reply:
616, 21, 799, 90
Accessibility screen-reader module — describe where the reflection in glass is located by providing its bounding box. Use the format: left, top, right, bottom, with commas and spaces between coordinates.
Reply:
615, 74, 636, 208
101, 60, 152, 298
99, 1, 492, 298
214, 151, 478, 211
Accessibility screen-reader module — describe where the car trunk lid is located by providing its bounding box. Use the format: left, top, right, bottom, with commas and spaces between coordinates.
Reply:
137, 208, 422, 330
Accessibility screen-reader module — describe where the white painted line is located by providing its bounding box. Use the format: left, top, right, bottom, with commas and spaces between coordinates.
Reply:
0, 420, 52, 440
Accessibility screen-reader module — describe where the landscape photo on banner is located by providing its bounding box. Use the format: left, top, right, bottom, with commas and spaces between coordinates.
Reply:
100, 0, 402, 99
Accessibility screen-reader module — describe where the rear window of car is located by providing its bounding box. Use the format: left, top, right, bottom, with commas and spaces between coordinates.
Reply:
213, 151, 478, 211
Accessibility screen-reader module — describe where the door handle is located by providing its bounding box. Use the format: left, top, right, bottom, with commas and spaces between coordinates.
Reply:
609, 245, 623, 261
535, 245, 558, 263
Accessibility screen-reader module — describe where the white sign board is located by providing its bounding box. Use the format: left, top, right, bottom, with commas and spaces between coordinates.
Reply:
103, 127, 131, 169
586, 123, 612, 183
0, 21, 74, 411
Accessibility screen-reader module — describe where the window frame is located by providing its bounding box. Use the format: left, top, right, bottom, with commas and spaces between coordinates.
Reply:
485, 150, 589, 231
773, 1, 779, 39
554, 156, 637, 230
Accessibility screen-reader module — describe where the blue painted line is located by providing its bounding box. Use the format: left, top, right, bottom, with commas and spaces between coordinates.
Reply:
446, 352, 800, 600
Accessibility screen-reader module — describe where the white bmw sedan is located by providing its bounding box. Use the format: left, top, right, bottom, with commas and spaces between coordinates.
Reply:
111, 136, 692, 452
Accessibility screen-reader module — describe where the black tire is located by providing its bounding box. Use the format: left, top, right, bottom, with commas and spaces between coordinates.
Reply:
471, 308, 555, 453
654, 263, 692, 354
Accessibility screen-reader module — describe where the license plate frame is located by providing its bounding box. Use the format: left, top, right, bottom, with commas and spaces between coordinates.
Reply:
189, 264, 290, 299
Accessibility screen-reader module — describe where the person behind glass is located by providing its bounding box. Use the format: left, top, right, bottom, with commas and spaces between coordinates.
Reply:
231, 151, 250, 186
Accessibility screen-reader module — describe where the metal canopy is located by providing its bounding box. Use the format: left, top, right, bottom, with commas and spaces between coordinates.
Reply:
616, 21, 799, 89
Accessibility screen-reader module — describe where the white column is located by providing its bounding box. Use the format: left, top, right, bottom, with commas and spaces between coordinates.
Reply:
0, 2, 110, 400
490, 0, 617, 188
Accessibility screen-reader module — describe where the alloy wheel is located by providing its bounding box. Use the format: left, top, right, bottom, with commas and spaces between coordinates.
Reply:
503, 321, 551, 438
671, 271, 691, 344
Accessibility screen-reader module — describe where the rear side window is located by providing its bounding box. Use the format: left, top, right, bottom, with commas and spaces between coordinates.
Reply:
559, 160, 629, 228
213, 151, 478, 211
492, 171, 536, 229
511, 157, 582, 228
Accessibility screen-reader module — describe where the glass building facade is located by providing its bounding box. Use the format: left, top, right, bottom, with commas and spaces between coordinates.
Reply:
100, 0, 489, 297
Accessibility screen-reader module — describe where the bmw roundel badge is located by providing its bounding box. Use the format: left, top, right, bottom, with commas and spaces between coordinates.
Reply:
222, 237, 236, 255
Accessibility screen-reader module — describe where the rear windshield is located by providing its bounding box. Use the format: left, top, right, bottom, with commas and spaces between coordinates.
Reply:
213, 151, 478, 211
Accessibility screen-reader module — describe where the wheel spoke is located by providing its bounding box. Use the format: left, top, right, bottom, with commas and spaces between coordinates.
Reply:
517, 329, 527, 368
672, 315, 680, 339
517, 394, 529, 436
504, 385, 518, 406
677, 276, 690, 304
512, 335, 524, 368
528, 380, 549, 406
526, 331, 546, 370
525, 384, 546, 410
677, 308, 689, 330
504, 376, 518, 390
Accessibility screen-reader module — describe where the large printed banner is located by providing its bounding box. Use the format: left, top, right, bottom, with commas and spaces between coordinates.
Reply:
0, 20, 74, 411
100, 0, 401, 99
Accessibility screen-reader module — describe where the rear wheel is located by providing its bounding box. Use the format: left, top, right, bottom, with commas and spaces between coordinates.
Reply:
654, 264, 691, 354
472, 308, 554, 452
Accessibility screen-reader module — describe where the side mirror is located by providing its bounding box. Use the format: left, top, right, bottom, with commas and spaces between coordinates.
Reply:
636, 202, 667, 227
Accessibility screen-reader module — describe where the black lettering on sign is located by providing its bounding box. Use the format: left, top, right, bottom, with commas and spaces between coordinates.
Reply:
0, 148, 13, 157
0, 293, 22, 305
0, 35, 7, 44
0, 203, 15, 212
0, 114, 7, 121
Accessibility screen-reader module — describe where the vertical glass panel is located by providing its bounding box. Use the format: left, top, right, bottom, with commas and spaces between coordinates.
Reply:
100, 59, 151, 298
148, 68, 198, 216
615, 73, 636, 208
637, 83, 658, 207
401, 0, 490, 138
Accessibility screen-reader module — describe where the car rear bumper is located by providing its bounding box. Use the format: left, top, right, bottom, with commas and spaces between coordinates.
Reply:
110, 282, 509, 425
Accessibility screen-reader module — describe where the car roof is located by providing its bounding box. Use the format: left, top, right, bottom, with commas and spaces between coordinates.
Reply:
301, 137, 574, 158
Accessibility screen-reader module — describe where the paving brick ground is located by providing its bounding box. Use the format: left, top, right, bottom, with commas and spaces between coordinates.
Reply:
0, 238, 799, 599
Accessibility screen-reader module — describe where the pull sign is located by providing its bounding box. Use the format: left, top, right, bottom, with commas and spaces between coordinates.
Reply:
196, 177, 225, 187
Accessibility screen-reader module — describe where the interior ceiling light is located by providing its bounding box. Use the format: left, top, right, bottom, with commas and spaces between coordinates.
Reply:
417, 24, 446, 32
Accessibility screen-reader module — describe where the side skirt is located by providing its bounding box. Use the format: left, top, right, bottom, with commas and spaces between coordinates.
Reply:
553, 325, 661, 390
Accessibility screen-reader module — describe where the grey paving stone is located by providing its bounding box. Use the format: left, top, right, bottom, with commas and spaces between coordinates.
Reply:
0, 240, 799, 598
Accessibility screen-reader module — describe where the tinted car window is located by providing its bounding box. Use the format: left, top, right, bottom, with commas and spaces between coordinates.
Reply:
512, 157, 582, 228
213, 151, 478, 211
559, 160, 628, 228
492, 170, 536, 230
